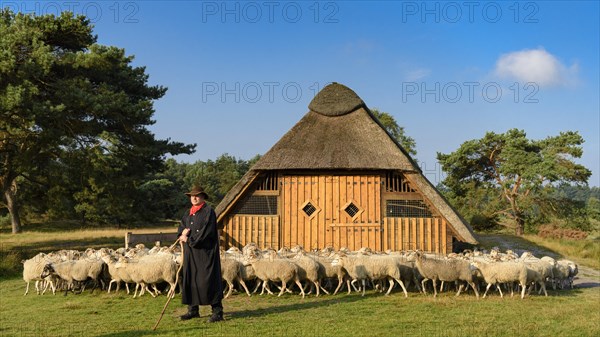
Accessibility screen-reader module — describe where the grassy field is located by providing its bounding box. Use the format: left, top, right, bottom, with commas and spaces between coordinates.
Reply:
1, 225, 599, 336
1, 277, 599, 337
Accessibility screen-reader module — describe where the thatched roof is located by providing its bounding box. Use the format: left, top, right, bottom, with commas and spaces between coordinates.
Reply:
308, 82, 365, 116
251, 83, 420, 171
216, 82, 478, 244
405, 173, 478, 244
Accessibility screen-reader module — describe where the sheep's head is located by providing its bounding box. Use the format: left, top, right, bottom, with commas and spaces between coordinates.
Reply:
227, 247, 241, 254
357, 247, 372, 254
330, 253, 345, 267
40, 263, 54, 278
320, 246, 334, 254
290, 245, 304, 253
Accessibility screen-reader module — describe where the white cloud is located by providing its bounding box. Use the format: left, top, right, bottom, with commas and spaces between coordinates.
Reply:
494, 48, 578, 87
404, 68, 431, 81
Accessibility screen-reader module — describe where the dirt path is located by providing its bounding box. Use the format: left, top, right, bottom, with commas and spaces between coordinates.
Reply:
478, 234, 600, 289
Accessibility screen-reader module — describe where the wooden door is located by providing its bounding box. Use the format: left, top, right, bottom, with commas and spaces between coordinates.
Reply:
281, 174, 382, 251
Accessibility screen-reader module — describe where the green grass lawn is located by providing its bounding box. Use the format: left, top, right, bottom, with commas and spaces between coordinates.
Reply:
1, 276, 599, 337
1, 226, 599, 336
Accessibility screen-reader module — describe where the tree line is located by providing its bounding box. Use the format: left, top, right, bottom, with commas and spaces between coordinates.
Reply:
2, 10, 598, 236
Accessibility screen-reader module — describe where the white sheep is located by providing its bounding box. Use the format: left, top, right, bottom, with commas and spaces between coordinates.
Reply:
313, 254, 348, 295
331, 253, 369, 296
292, 250, 328, 296
220, 255, 251, 298
40, 258, 104, 296
114, 255, 178, 298
472, 261, 528, 299
557, 259, 578, 289
414, 252, 479, 298
22, 253, 60, 295
99, 252, 132, 294
243, 251, 305, 298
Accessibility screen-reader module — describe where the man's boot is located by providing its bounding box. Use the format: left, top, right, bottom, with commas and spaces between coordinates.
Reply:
208, 302, 224, 323
180, 305, 200, 320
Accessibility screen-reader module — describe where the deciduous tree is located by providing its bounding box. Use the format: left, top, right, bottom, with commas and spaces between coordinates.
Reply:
437, 129, 591, 235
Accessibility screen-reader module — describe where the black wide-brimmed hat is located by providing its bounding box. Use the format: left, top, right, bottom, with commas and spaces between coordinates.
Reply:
184, 185, 209, 200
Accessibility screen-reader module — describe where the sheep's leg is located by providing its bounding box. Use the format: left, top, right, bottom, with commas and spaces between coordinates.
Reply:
432, 279, 438, 298
41, 280, 50, 295
520, 282, 527, 299
35, 280, 41, 295
24, 281, 30, 296
262, 280, 274, 295
333, 276, 344, 295
439, 281, 444, 293
483, 283, 492, 298
351, 279, 360, 292
319, 281, 330, 295
312, 281, 319, 297
384, 278, 394, 296
421, 278, 429, 295
107, 280, 115, 293
50, 280, 57, 295
125, 283, 130, 294
224, 281, 234, 299
133, 283, 141, 298
277, 281, 287, 297
468, 281, 480, 298
455, 283, 464, 297
496, 284, 504, 298
260, 281, 266, 295
540, 281, 548, 297
238, 279, 251, 296
42, 280, 52, 295
303, 282, 312, 295
252, 280, 262, 294
296, 280, 306, 298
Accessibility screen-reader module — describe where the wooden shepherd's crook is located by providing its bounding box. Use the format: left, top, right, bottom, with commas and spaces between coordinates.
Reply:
153, 238, 184, 331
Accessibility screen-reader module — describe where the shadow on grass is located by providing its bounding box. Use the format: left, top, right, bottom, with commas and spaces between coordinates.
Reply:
228, 293, 368, 319
96, 330, 168, 337
575, 281, 600, 289
95, 295, 369, 337
0, 220, 179, 234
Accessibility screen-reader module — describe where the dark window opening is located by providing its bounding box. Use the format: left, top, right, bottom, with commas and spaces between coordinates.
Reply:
233, 195, 278, 215
345, 203, 360, 218
386, 199, 433, 218
302, 202, 316, 217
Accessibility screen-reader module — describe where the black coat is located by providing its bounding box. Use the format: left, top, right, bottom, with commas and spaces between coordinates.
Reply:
177, 204, 223, 306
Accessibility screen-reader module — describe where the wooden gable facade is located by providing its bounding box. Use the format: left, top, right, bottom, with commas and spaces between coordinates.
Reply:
220, 171, 459, 253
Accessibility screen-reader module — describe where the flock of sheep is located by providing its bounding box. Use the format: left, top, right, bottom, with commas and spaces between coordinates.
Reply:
22, 242, 579, 300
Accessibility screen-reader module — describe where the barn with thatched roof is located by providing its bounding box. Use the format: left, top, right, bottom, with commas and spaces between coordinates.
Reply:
215, 83, 477, 253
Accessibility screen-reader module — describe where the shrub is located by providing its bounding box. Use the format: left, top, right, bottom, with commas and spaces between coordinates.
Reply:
537, 224, 588, 240
470, 214, 499, 232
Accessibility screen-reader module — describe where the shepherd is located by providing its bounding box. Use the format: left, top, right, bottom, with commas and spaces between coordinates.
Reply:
177, 185, 224, 322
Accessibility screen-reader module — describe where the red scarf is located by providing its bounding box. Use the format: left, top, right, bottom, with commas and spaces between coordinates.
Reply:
189, 202, 206, 216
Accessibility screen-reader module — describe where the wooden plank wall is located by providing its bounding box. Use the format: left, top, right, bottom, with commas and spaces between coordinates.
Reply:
281, 174, 381, 251
221, 215, 279, 250
220, 172, 455, 254
382, 217, 451, 254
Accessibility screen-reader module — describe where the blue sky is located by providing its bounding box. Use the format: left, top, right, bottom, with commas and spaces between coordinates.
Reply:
7, 1, 600, 186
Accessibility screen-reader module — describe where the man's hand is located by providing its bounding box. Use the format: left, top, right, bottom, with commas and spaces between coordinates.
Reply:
180, 228, 190, 243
